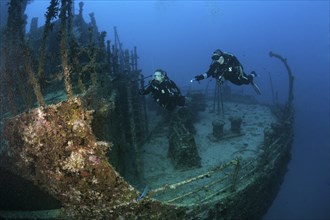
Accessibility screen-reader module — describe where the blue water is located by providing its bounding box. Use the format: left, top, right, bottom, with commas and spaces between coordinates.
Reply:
26, 1, 329, 219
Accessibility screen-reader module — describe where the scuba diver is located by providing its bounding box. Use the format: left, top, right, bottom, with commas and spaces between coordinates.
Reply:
193, 49, 261, 95
139, 69, 186, 111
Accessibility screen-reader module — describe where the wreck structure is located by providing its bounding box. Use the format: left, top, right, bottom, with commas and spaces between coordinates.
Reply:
0, 1, 294, 219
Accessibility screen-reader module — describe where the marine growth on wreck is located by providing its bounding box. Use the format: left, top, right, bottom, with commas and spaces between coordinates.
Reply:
0, 1, 294, 219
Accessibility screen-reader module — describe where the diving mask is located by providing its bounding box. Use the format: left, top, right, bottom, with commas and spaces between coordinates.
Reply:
153, 72, 164, 82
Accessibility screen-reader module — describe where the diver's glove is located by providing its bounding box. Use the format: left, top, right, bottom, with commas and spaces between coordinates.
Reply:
138, 89, 145, 95
194, 75, 205, 81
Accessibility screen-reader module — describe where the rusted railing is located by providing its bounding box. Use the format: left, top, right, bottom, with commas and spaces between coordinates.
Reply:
148, 158, 240, 205
147, 131, 293, 206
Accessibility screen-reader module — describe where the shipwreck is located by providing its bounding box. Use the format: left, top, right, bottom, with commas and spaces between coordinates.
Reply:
0, 1, 294, 219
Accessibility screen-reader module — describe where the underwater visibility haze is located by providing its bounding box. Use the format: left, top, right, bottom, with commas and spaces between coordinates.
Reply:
0, 0, 329, 219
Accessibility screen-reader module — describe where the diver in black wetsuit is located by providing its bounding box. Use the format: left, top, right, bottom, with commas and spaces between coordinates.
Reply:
193, 49, 261, 95
139, 69, 186, 111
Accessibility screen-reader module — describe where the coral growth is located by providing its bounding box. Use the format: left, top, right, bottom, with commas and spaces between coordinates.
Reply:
0, 98, 142, 219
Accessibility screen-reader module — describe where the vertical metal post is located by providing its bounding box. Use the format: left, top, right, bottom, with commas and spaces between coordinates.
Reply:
231, 159, 240, 192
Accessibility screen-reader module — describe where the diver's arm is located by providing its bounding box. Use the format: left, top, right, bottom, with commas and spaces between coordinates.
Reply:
194, 62, 218, 81
139, 84, 152, 95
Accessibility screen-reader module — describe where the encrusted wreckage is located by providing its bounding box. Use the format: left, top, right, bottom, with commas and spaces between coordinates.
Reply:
0, 1, 294, 219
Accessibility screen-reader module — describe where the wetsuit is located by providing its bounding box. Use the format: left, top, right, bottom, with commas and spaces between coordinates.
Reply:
140, 79, 185, 111
206, 53, 253, 85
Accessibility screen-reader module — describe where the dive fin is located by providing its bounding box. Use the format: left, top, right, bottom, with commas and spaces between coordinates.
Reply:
251, 82, 262, 95
137, 186, 149, 201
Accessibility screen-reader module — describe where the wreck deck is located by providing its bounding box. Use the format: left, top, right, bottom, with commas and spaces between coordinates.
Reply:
139, 99, 277, 205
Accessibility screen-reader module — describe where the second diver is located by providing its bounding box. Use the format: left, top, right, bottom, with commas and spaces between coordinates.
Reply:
193, 49, 261, 95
